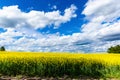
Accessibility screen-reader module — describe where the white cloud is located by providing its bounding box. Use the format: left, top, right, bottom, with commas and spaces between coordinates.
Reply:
98, 20, 120, 37
0, 5, 77, 29
1, 25, 120, 52
51, 5, 57, 10
82, 0, 120, 22
82, 0, 113, 16
79, 0, 120, 52
82, 0, 120, 38
0, 28, 92, 52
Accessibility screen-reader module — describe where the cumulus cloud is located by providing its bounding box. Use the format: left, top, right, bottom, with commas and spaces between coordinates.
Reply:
79, 0, 120, 52
82, 0, 120, 22
0, 26, 120, 52
0, 28, 93, 52
0, 5, 77, 29
82, 0, 120, 40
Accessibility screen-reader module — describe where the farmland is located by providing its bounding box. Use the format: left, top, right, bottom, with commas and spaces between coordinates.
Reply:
0, 51, 120, 79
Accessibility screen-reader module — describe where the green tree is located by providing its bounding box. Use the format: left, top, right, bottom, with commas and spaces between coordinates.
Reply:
107, 45, 120, 53
0, 46, 5, 51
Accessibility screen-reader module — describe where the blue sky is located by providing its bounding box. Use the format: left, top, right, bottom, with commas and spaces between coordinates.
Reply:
0, 0, 120, 52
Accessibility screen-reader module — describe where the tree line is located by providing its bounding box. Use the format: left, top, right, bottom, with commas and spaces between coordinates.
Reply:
107, 45, 120, 53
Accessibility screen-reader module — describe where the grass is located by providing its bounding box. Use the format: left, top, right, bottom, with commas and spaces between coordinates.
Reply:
0, 51, 120, 78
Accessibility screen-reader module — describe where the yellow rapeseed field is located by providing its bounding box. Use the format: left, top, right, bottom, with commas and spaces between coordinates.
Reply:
0, 51, 120, 78
0, 51, 120, 65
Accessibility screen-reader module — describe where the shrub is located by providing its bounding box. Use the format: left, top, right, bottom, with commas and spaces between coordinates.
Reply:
0, 46, 5, 51
107, 45, 120, 53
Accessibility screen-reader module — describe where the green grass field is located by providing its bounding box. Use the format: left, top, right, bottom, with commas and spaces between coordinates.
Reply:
0, 51, 120, 78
